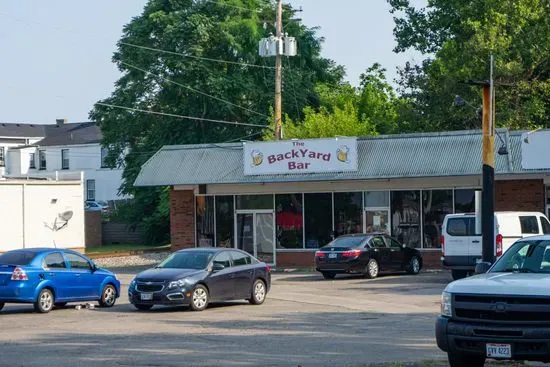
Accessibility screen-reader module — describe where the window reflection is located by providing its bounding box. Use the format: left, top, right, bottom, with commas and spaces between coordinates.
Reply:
215, 196, 234, 248
304, 193, 333, 248
334, 192, 362, 236
391, 191, 421, 248
423, 190, 453, 248
196, 196, 215, 247
276, 194, 304, 249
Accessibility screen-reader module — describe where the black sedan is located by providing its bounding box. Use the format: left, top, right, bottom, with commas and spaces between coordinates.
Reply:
314, 233, 423, 279
128, 248, 271, 311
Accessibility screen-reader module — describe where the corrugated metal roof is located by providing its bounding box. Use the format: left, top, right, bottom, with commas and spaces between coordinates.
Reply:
134, 129, 550, 187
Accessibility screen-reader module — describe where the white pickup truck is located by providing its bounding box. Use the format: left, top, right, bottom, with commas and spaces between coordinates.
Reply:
436, 235, 550, 366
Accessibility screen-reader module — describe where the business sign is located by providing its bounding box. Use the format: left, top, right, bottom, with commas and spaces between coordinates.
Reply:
521, 130, 550, 169
243, 137, 358, 176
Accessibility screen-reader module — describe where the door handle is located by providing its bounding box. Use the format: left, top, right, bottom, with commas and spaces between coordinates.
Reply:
472, 240, 480, 243
75, 273, 81, 277
48, 273, 55, 277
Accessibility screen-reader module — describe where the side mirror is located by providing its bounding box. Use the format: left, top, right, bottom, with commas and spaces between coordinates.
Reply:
402, 244, 407, 249
91, 262, 97, 272
212, 263, 225, 272
475, 261, 492, 274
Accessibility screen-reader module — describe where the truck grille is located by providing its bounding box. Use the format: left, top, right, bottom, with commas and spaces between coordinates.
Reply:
454, 294, 550, 324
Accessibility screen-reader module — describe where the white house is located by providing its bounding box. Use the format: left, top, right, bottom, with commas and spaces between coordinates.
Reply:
0, 123, 44, 177
1, 119, 128, 202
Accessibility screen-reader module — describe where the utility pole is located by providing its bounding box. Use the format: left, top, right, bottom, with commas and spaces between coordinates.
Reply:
481, 55, 496, 264
258, 0, 297, 139
274, 0, 283, 140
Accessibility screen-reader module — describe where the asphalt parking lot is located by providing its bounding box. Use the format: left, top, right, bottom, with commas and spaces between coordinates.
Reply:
0, 270, 450, 367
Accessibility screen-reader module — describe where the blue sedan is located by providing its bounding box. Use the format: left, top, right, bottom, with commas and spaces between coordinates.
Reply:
0, 248, 120, 313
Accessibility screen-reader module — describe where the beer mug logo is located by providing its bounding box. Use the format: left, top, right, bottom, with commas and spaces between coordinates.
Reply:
336, 145, 350, 163
251, 150, 263, 166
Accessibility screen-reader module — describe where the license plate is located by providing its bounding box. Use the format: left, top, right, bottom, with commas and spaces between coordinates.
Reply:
328, 253, 337, 259
486, 343, 511, 358
140, 293, 153, 301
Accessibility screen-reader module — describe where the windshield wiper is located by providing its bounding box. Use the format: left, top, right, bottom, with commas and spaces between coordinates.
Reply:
501, 268, 536, 273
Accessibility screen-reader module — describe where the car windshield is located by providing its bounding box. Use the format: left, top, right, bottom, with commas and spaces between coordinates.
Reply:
491, 240, 550, 274
156, 251, 214, 270
324, 236, 370, 248
0, 251, 37, 266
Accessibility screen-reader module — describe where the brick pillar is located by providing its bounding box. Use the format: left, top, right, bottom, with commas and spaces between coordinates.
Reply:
170, 189, 195, 251
495, 179, 545, 212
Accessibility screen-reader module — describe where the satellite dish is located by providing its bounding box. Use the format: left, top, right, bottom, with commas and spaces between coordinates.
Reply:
59, 211, 73, 221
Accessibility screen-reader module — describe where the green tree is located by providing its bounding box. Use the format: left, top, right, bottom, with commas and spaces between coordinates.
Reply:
90, 0, 343, 242
389, 0, 550, 131
269, 63, 401, 139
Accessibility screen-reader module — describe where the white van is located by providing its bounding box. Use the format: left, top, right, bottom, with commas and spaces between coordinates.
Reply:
441, 211, 550, 279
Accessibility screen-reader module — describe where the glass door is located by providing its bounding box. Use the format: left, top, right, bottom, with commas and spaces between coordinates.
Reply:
364, 209, 390, 235
236, 213, 254, 255
236, 211, 275, 265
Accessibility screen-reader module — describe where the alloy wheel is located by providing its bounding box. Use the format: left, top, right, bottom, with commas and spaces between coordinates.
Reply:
254, 281, 266, 303
193, 287, 208, 309
40, 291, 53, 312
412, 257, 420, 274
103, 286, 116, 307
368, 260, 379, 278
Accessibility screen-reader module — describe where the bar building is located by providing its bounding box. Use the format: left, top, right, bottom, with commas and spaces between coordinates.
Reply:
134, 129, 550, 268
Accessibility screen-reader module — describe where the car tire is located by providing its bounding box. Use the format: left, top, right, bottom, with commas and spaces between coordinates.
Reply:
34, 288, 54, 313
0, 302, 4, 311
98, 284, 117, 308
54, 302, 67, 308
452, 270, 468, 280
321, 272, 336, 280
407, 256, 421, 275
190, 285, 209, 311
364, 259, 379, 279
249, 279, 267, 305
133, 304, 153, 311
447, 352, 485, 367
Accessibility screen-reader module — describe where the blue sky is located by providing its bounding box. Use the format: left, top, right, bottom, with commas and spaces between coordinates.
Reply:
0, 0, 426, 124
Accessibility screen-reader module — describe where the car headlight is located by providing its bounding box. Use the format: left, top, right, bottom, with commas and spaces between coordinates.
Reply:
168, 279, 186, 289
129, 278, 136, 288
441, 291, 452, 317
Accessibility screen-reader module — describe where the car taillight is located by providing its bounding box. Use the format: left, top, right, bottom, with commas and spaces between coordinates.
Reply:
496, 234, 503, 257
342, 249, 362, 257
11, 267, 28, 281
315, 251, 326, 258
266, 265, 271, 273
441, 236, 445, 256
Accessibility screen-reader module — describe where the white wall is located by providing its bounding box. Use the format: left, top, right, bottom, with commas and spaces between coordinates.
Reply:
0, 181, 85, 252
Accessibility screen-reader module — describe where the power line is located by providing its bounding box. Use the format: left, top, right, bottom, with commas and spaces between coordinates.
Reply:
205, 0, 263, 13
95, 102, 269, 128
120, 60, 268, 118
120, 42, 273, 70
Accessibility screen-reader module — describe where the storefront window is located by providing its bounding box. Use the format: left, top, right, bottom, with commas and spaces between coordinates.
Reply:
454, 189, 476, 213
365, 191, 389, 207
391, 191, 421, 248
304, 193, 333, 248
422, 190, 453, 249
334, 192, 362, 236
236, 195, 273, 210
215, 196, 234, 248
275, 194, 303, 249
196, 196, 215, 247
